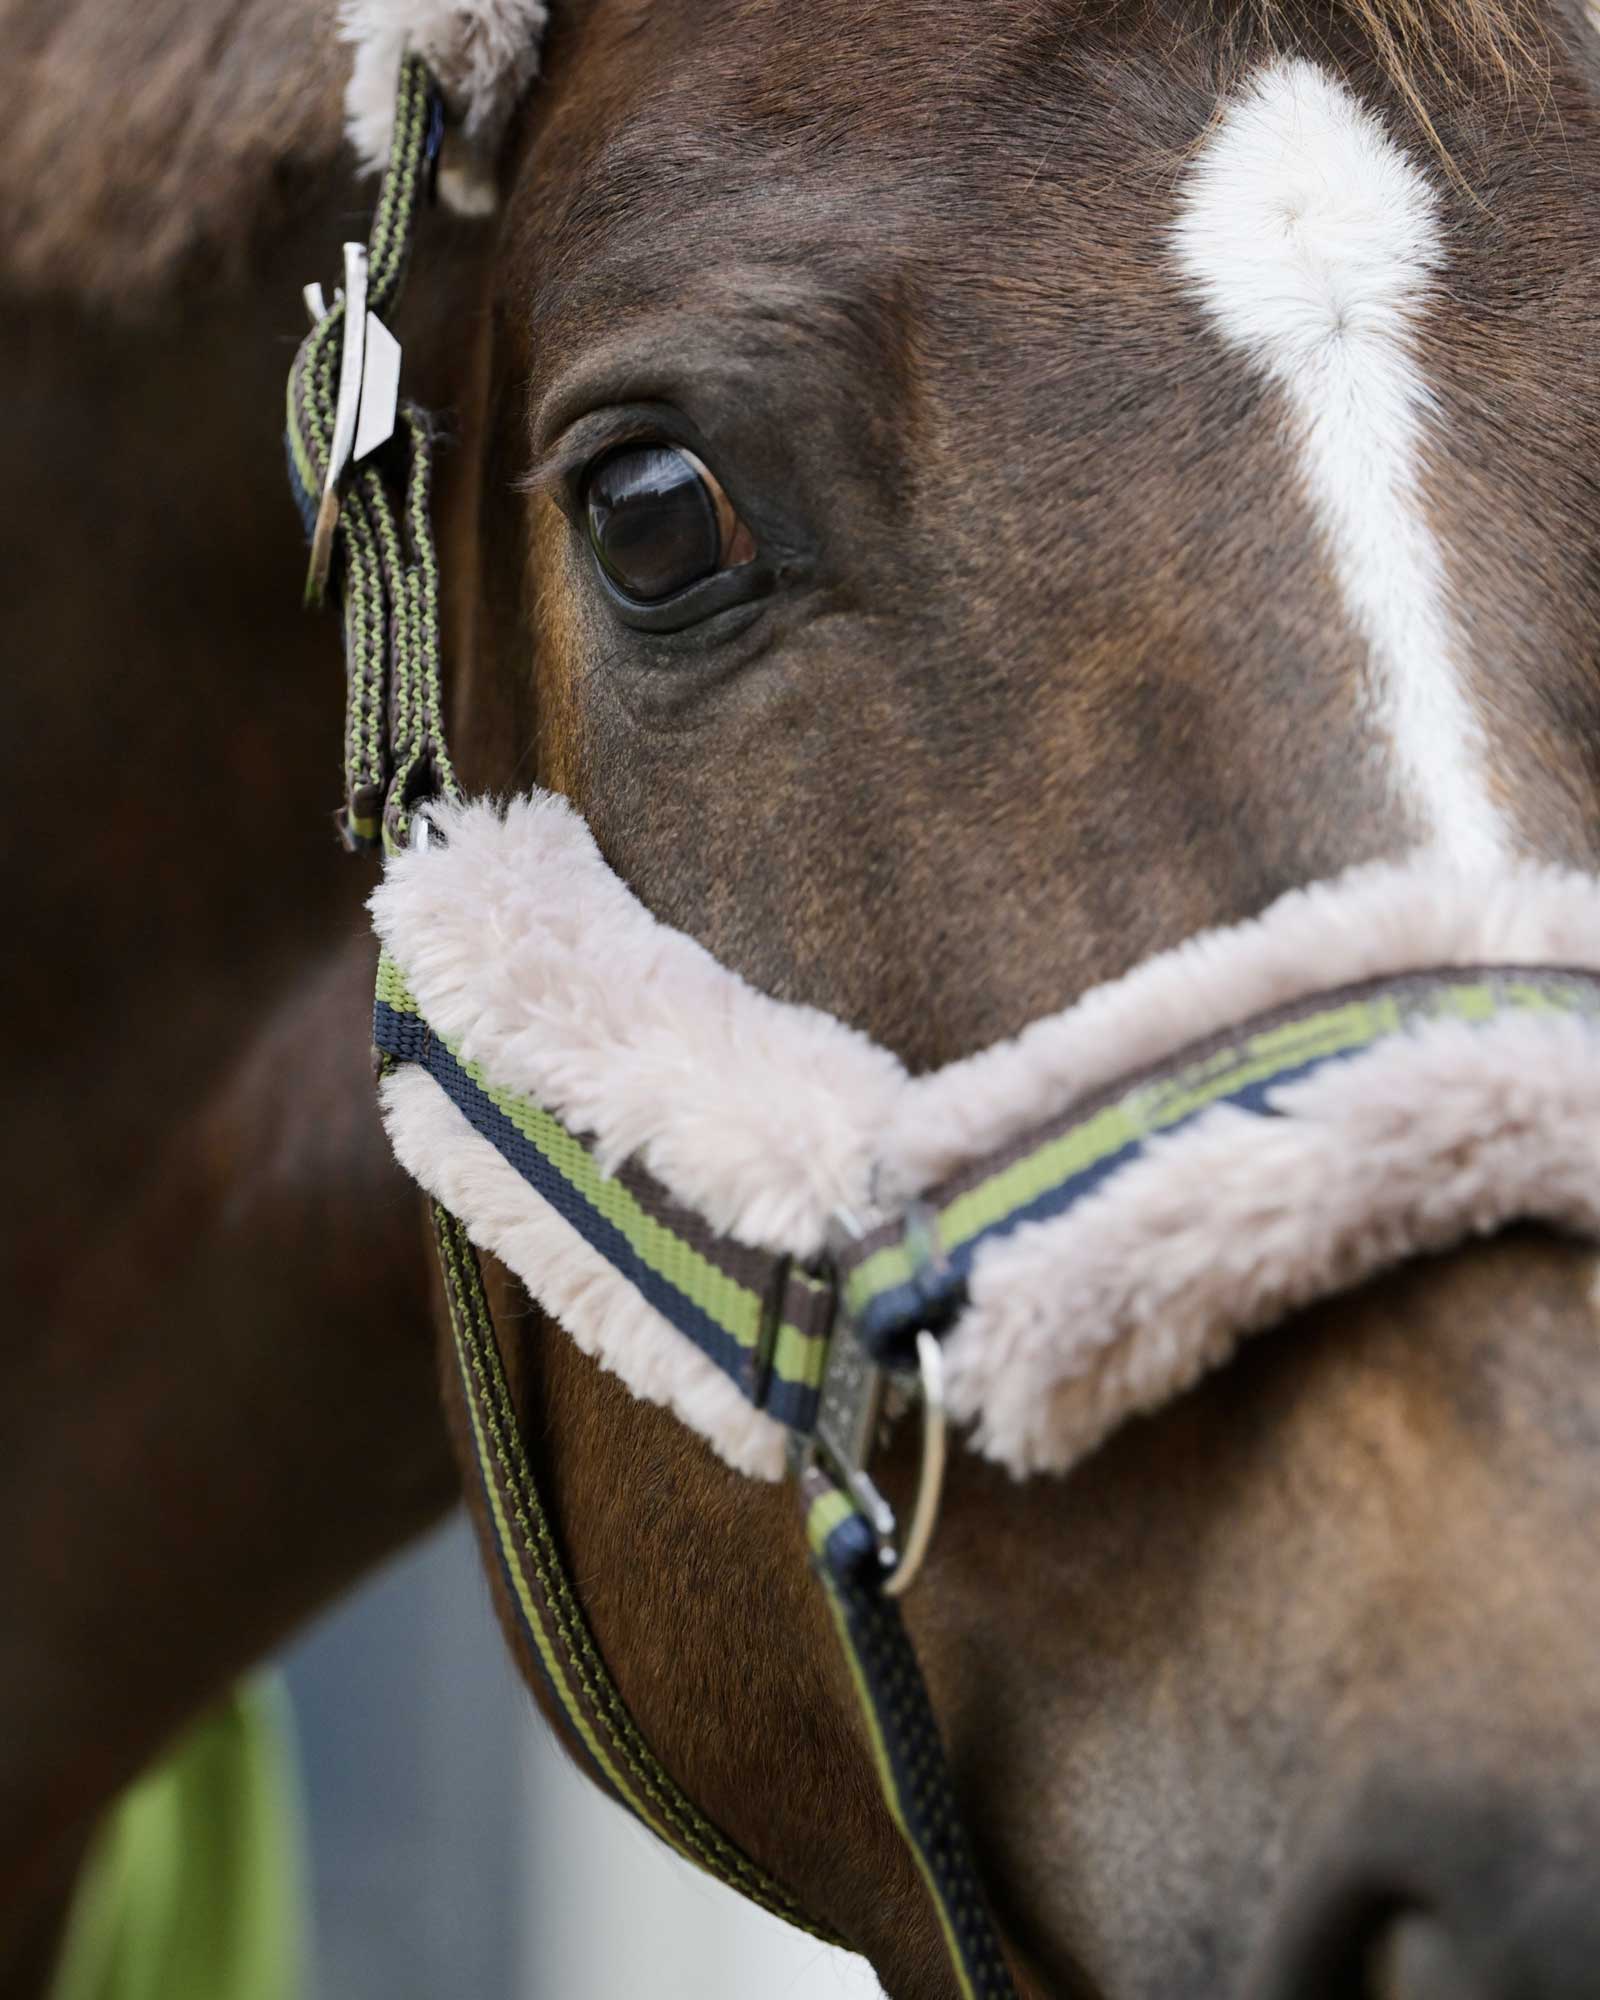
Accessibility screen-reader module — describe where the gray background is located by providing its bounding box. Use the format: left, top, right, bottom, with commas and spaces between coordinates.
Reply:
281, 1515, 883, 1998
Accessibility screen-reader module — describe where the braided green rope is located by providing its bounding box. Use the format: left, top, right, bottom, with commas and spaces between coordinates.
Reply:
364, 62, 434, 315
337, 482, 389, 845
382, 405, 459, 852
805, 1476, 1020, 1999
286, 56, 437, 846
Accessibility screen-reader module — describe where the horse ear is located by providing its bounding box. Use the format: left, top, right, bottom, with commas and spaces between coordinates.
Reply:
340, 0, 550, 215
1, 0, 354, 309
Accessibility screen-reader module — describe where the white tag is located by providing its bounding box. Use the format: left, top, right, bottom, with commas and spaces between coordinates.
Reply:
353, 311, 402, 463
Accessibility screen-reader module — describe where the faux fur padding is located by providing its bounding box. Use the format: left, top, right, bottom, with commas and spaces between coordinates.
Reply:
339, 0, 547, 198
369, 796, 906, 1260
372, 795, 1600, 1481
876, 859, 1600, 1202
380, 1067, 791, 1477
948, 1010, 1600, 1477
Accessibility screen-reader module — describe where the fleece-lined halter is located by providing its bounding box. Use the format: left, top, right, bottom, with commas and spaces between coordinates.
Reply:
288, 48, 1600, 1998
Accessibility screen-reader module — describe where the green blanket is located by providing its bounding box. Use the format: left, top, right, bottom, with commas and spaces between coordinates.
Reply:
50, 1678, 307, 2000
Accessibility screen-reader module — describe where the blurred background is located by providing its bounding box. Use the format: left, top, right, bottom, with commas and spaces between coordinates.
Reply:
281, 1515, 884, 1999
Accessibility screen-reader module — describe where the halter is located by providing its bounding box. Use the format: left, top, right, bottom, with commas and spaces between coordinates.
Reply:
287, 58, 1600, 1996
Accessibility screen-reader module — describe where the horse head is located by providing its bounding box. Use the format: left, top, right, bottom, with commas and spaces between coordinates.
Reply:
335, 0, 1600, 1990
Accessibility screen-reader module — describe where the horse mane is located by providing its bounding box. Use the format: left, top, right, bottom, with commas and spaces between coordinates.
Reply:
1253, 0, 1553, 146
0, 0, 350, 310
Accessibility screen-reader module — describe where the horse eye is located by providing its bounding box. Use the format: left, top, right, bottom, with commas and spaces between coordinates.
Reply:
583, 444, 753, 604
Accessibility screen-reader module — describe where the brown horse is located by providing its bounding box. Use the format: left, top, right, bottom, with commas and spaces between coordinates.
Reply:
13, 0, 1600, 1993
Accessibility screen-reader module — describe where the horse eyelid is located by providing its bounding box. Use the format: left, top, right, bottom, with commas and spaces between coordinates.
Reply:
517, 403, 691, 502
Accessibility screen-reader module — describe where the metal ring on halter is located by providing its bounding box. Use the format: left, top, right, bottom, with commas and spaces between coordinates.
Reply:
803, 1214, 951, 1594
883, 1329, 948, 1598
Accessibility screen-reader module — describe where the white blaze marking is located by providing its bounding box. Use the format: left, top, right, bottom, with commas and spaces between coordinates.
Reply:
1171, 59, 1506, 864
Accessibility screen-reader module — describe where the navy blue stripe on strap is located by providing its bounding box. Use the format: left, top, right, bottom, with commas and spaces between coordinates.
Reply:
374, 999, 758, 1397
764, 1376, 823, 1432
849, 1045, 1343, 1357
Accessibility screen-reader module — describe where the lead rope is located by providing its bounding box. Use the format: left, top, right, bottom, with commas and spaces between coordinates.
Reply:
288, 55, 1019, 1996
803, 1473, 1020, 1998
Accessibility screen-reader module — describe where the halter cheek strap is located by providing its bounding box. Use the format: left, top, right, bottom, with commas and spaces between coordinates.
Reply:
285, 64, 453, 852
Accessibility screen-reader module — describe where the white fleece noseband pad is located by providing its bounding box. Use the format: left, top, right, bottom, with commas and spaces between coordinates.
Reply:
340, 0, 549, 208
371, 795, 1600, 1481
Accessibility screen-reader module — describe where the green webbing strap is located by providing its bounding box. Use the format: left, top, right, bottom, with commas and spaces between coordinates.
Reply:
374, 952, 836, 1433
837, 964, 1600, 1359
431, 1204, 838, 1940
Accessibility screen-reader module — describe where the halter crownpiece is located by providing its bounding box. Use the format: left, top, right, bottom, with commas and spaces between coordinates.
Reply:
290, 47, 1600, 2000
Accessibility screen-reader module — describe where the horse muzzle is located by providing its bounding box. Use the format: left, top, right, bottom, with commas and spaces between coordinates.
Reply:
1254, 1781, 1600, 2000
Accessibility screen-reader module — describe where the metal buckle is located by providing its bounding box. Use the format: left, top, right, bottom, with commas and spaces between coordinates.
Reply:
809, 1304, 894, 1543
793, 1216, 949, 1596
302, 243, 404, 603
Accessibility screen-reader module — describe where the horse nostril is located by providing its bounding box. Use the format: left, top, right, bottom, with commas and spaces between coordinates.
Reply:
1251, 1795, 1600, 2000
1366, 1912, 1484, 2000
